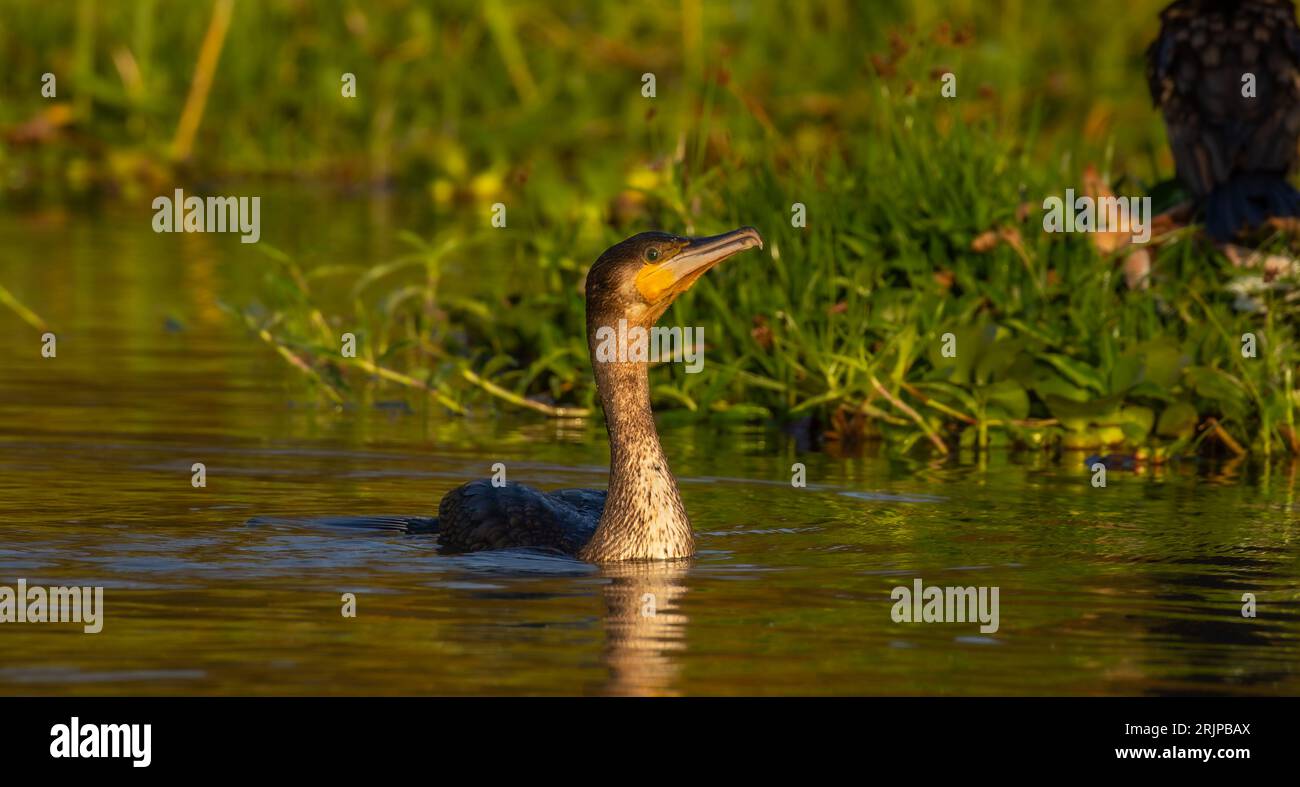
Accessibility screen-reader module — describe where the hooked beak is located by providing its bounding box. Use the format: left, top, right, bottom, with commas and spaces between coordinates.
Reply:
635, 226, 764, 305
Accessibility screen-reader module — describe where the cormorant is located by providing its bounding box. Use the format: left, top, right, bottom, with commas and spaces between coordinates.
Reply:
434, 226, 764, 562
1146, 0, 1300, 240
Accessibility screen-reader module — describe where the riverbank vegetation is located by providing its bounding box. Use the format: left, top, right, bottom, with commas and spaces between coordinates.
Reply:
3, 0, 1297, 456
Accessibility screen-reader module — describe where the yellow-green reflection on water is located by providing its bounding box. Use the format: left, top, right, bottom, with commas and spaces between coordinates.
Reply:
1, 196, 1298, 696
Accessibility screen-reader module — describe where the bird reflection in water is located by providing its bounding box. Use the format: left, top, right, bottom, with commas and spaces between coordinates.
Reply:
598, 561, 689, 696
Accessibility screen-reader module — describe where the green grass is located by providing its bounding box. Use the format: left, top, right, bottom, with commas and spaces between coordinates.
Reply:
3, 0, 1299, 456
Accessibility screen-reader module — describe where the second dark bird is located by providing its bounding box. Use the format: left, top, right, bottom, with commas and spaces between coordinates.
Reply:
1147, 0, 1300, 240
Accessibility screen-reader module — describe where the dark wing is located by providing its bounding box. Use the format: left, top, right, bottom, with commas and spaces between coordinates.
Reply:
546, 487, 609, 518
436, 479, 604, 555
1243, 2, 1300, 175
1146, 0, 1300, 197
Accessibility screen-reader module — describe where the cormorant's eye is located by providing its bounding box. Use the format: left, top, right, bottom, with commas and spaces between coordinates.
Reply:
644, 247, 660, 262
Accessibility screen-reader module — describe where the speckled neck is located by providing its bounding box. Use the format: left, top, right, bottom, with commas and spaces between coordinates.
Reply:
579, 338, 694, 562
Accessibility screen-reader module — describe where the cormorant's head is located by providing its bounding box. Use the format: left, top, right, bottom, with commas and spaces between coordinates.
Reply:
585, 227, 763, 331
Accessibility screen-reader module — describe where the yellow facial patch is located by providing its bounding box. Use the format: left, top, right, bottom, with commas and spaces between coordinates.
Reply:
634, 262, 680, 304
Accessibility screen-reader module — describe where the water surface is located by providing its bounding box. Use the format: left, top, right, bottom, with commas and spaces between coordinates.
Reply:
2, 195, 1298, 695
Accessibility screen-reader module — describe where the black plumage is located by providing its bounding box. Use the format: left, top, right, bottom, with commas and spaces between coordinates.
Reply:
1146, 0, 1300, 239
435, 482, 604, 554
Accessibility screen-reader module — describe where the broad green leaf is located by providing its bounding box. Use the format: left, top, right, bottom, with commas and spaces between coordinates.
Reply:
1037, 352, 1106, 393
1156, 401, 1198, 438
981, 379, 1030, 420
